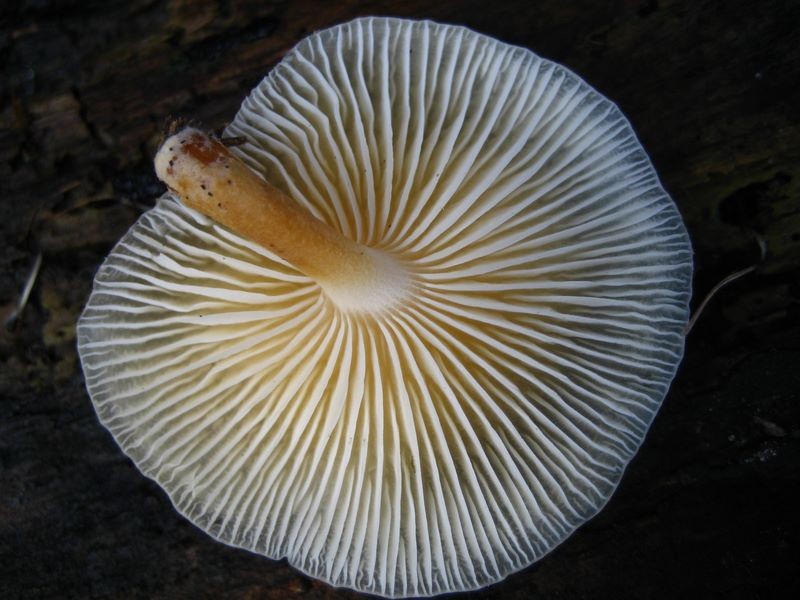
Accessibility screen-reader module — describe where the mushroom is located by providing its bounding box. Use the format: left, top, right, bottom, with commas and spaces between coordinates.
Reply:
77, 17, 692, 598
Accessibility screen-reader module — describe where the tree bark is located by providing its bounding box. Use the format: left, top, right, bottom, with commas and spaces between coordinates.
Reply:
1, 1, 798, 598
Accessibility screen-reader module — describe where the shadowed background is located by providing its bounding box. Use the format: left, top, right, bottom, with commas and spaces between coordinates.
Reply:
1, 1, 798, 598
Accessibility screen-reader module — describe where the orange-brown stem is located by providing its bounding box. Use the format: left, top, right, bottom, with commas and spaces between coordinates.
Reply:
154, 127, 408, 311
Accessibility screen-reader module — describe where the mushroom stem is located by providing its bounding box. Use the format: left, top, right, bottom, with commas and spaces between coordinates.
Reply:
155, 127, 408, 311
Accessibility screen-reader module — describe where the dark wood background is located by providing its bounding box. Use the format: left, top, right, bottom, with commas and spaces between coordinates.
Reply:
2, 1, 798, 598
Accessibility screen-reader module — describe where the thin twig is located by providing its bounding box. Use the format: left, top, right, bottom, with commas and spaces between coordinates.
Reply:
5, 252, 43, 328
685, 265, 757, 336
684, 233, 767, 336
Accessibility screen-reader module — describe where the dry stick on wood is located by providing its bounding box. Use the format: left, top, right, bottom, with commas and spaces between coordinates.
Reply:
684, 234, 767, 336
5, 253, 43, 329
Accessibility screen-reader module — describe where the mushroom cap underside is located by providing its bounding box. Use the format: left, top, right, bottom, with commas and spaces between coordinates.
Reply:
78, 16, 692, 598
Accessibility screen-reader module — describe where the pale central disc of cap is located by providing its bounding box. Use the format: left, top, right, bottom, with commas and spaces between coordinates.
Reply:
316, 248, 412, 313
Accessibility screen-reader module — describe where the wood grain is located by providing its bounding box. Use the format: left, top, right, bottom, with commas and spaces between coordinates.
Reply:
1, 1, 798, 598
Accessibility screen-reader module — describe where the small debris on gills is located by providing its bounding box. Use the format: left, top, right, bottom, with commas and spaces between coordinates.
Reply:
220, 136, 246, 147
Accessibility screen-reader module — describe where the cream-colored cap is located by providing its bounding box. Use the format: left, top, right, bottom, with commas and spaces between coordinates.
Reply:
78, 16, 692, 598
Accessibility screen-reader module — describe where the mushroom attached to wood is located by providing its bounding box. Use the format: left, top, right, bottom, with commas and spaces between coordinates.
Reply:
78, 17, 692, 598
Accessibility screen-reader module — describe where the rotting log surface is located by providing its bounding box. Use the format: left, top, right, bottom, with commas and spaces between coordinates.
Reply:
1, 1, 798, 598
